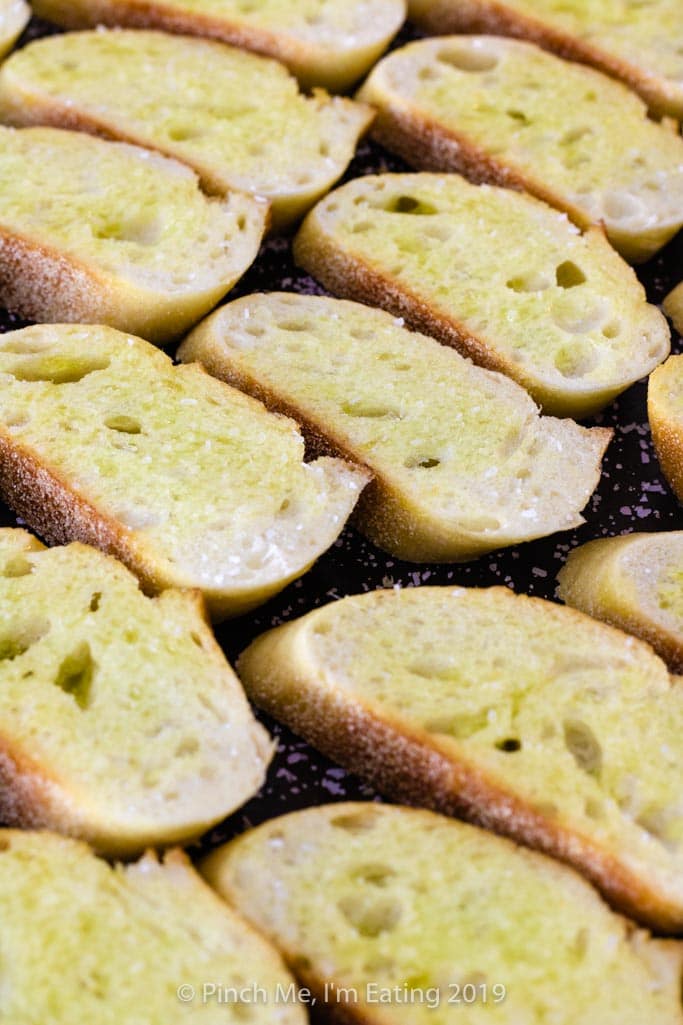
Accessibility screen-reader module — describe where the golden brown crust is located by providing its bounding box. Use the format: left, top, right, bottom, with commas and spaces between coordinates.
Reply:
238, 612, 683, 933
408, 0, 683, 118
649, 361, 683, 505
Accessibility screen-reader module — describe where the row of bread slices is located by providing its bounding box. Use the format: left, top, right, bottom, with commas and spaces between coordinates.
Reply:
5, 0, 683, 120
3, 533, 683, 1020
2, 3, 683, 268
0, 23, 681, 400
0, 305, 682, 616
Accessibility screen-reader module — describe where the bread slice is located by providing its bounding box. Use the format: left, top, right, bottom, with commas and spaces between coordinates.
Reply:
0, 527, 273, 856
236, 585, 683, 931
202, 803, 683, 1022
293, 174, 669, 415
407, 0, 683, 120
0, 0, 29, 58
0, 125, 267, 343
649, 355, 683, 504
181, 293, 611, 562
356, 36, 683, 262
0, 830, 307, 1025
0, 30, 374, 231
557, 532, 683, 673
29, 0, 406, 92
0, 323, 369, 619
664, 281, 683, 338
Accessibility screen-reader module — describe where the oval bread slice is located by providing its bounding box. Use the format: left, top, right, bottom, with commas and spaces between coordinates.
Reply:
0, 323, 369, 619
202, 803, 683, 1021
664, 281, 683, 338
356, 36, 683, 262
0, 29, 374, 231
293, 173, 669, 416
0, 830, 307, 1025
557, 531, 683, 672
181, 293, 611, 562
407, 0, 683, 120
0, 528, 273, 856
0, 0, 28, 59
649, 354, 683, 504
0, 125, 267, 343
28, 0, 407, 91
236, 585, 683, 931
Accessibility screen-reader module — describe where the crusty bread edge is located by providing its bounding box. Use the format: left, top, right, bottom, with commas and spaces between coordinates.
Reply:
558, 535, 683, 673
236, 601, 683, 933
30, 0, 406, 91
649, 357, 683, 508
407, 0, 683, 119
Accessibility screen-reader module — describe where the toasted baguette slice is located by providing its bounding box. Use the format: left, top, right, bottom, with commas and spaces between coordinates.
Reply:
0, 125, 266, 343
0, 831, 306, 1025
0, 528, 273, 856
0, 30, 374, 231
356, 36, 683, 262
203, 804, 683, 1022
181, 294, 611, 562
649, 355, 683, 504
236, 585, 683, 931
0, 324, 369, 619
408, 0, 683, 120
29, 0, 406, 91
557, 532, 683, 672
664, 281, 683, 338
293, 174, 669, 415
0, 0, 28, 58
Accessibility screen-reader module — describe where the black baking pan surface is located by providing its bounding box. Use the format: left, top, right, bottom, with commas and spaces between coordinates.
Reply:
1, 16, 682, 858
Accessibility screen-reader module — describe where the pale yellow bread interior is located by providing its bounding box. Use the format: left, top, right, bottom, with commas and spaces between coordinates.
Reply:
182, 293, 611, 561
28, 0, 407, 91
407, 0, 683, 118
357, 36, 683, 262
0, 125, 267, 342
558, 532, 683, 672
202, 803, 683, 1023
0, 323, 369, 619
0, 830, 307, 1025
237, 585, 683, 931
0, 528, 273, 855
0, 29, 374, 230
293, 173, 669, 415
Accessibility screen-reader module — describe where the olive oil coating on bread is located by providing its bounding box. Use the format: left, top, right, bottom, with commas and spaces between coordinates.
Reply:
0, 528, 273, 856
203, 803, 683, 1022
182, 293, 611, 561
357, 36, 683, 262
0, 323, 369, 619
237, 585, 683, 931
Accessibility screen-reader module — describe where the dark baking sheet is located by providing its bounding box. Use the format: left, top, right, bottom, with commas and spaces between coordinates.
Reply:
2, 16, 683, 858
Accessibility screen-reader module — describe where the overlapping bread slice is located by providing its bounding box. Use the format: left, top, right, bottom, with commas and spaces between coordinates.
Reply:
29, 0, 406, 91
0, 323, 368, 619
0, 125, 267, 342
0, 0, 28, 59
237, 585, 683, 931
203, 804, 683, 1023
0, 528, 273, 855
407, 0, 683, 119
356, 37, 683, 262
0, 29, 374, 230
558, 532, 683, 672
0, 829, 307, 1025
664, 281, 683, 338
181, 293, 611, 562
293, 174, 669, 415
649, 355, 683, 504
